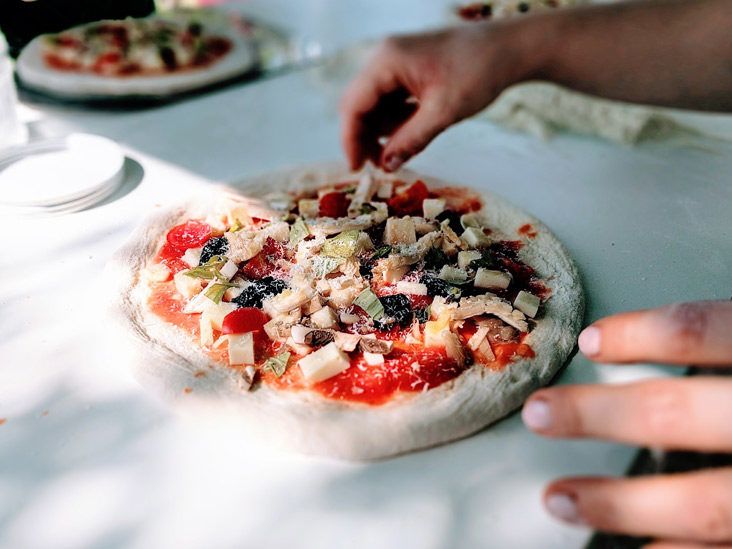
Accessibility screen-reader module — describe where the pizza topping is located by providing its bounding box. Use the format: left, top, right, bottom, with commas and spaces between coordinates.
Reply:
227, 333, 255, 366
377, 294, 413, 329
263, 351, 291, 378
147, 175, 550, 404
167, 220, 212, 250
200, 236, 229, 265
42, 17, 234, 77
221, 308, 269, 335
353, 289, 385, 320
514, 290, 541, 318
289, 218, 310, 246
474, 268, 512, 290
319, 191, 349, 218
231, 276, 288, 308
298, 342, 350, 383
461, 227, 492, 249
388, 180, 429, 216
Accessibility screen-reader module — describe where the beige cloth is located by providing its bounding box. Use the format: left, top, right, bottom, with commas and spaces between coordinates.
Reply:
481, 81, 715, 145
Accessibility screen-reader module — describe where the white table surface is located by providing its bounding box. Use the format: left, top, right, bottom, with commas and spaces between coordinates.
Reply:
2, 3, 732, 548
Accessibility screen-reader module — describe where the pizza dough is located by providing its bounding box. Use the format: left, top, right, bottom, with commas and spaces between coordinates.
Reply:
107, 163, 584, 460
16, 14, 257, 99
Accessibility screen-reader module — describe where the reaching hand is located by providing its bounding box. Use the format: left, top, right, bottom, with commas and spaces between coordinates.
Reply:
339, 22, 540, 172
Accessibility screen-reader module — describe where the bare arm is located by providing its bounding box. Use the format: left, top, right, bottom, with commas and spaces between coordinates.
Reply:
340, 0, 732, 171
540, 0, 732, 111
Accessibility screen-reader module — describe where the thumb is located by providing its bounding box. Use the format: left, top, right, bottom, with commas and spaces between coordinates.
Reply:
380, 94, 452, 171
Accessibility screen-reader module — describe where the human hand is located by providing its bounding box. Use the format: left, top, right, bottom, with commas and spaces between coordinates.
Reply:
339, 21, 545, 172
522, 301, 732, 544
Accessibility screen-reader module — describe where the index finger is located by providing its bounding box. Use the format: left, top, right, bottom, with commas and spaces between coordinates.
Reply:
339, 65, 400, 170
578, 301, 732, 366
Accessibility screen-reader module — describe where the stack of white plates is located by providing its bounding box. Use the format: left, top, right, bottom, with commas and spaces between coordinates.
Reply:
0, 133, 125, 216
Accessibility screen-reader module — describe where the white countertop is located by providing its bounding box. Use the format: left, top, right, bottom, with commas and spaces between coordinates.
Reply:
2, 3, 732, 548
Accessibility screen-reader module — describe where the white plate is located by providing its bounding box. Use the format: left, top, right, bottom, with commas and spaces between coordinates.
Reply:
0, 133, 125, 206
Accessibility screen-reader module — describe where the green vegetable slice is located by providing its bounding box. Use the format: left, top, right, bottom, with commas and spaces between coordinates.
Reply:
263, 351, 291, 377
321, 230, 361, 258
312, 256, 343, 278
184, 255, 228, 280
353, 289, 384, 320
289, 217, 310, 246
204, 282, 236, 304
371, 245, 392, 260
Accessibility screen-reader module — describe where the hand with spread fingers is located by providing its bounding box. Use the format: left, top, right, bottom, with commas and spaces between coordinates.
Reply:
522, 301, 732, 544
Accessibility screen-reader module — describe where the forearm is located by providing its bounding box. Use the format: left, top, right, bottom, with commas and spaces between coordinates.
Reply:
518, 0, 732, 111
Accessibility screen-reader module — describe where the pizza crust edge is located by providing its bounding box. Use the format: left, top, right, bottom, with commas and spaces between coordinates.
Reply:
106, 161, 584, 460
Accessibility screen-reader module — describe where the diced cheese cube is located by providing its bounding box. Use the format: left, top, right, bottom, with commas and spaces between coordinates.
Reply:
424, 316, 450, 348
263, 289, 311, 316
286, 337, 312, 355
182, 247, 203, 268
357, 231, 374, 252
467, 326, 490, 351
297, 342, 350, 383
460, 213, 487, 229
227, 332, 255, 365
206, 301, 238, 331
339, 312, 360, 325
183, 285, 217, 314
438, 265, 468, 284
145, 263, 171, 282
478, 338, 496, 361
220, 259, 239, 280
396, 281, 428, 295
298, 199, 320, 219
305, 297, 324, 315
174, 270, 203, 299
291, 324, 312, 344
382, 264, 408, 284
443, 330, 467, 367
514, 290, 540, 318
475, 268, 512, 290
461, 227, 491, 249
265, 221, 291, 243
430, 296, 457, 319
200, 313, 214, 346
363, 352, 385, 366
224, 284, 246, 302
310, 306, 337, 329
422, 198, 446, 219
384, 217, 417, 245
458, 250, 482, 270
333, 331, 361, 351
377, 181, 393, 199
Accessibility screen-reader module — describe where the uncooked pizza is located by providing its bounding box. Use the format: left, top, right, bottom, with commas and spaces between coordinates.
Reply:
109, 163, 583, 460
16, 13, 256, 98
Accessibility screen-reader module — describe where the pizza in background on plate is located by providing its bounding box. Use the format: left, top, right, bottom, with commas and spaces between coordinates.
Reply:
108, 163, 583, 460
16, 13, 256, 99
40, 18, 232, 76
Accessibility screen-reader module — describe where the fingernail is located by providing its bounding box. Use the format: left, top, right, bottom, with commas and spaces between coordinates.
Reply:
522, 398, 553, 431
384, 155, 404, 172
578, 326, 601, 357
545, 493, 583, 524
